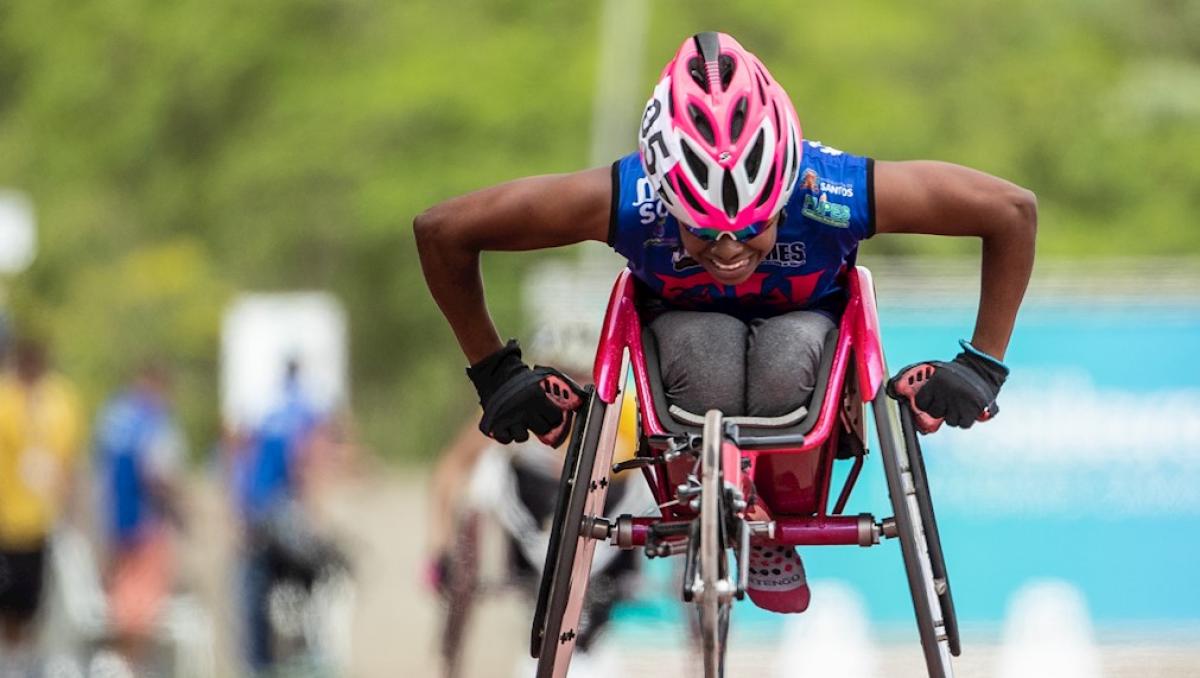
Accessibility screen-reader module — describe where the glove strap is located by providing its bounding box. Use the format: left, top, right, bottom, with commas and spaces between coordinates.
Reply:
958, 339, 1008, 372
465, 339, 524, 405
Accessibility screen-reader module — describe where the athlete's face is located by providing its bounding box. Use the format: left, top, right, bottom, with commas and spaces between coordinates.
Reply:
679, 215, 779, 286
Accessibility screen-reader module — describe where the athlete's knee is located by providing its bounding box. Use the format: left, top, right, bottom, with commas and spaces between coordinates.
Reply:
650, 311, 747, 415
746, 312, 835, 416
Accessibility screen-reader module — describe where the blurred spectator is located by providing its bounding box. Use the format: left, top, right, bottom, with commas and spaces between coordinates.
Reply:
232, 358, 341, 673
93, 360, 187, 667
424, 330, 651, 677
0, 338, 83, 673
236, 359, 322, 523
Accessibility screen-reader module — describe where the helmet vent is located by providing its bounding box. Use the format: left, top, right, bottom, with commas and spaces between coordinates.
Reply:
676, 175, 707, 214
788, 135, 800, 187
755, 62, 771, 86
744, 129, 765, 182
722, 170, 739, 219
718, 54, 735, 90
730, 96, 748, 143
754, 72, 768, 106
687, 57, 709, 93
688, 103, 716, 146
662, 175, 679, 207
756, 161, 777, 208
658, 186, 674, 206
681, 142, 710, 190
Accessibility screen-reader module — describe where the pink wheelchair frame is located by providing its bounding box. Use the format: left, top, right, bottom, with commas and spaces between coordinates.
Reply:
531, 266, 961, 678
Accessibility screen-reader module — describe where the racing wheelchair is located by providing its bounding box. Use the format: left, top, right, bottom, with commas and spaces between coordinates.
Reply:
529, 266, 963, 678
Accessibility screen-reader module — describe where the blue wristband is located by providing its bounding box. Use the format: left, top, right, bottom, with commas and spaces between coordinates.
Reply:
958, 339, 1008, 370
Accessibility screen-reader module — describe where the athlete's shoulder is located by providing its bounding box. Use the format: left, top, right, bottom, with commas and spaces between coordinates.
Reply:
614, 151, 645, 178
608, 151, 671, 259
800, 140, 871, 176
611, 152, 654, 225
790, 140, 875, 239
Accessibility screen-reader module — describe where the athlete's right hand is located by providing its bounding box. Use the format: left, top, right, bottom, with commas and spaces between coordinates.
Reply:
466, 339, 564, 445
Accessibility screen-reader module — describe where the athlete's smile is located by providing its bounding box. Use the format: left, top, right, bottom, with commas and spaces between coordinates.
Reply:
678, 217, 779, 286
705, 254, 753, 277
709, 256, 753, 274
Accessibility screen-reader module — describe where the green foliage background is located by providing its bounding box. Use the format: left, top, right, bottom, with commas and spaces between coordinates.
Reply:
0, 0, 1197, 459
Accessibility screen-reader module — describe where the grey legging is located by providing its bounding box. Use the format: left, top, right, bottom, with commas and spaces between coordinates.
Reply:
649, 309, 836, 417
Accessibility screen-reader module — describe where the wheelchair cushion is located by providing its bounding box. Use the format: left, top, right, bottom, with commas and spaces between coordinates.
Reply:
641, 324, 840, 444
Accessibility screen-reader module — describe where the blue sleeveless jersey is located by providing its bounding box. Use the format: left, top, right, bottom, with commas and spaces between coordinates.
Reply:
608, 140, 874, 320
95, 391, 177, 545
237, 382, 319, 522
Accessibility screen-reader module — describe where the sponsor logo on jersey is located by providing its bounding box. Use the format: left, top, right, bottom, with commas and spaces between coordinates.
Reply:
671, 248, 701, 271
643, 237, 679, 249
801, 168, 820, 193
802, 194, 851, 228
819, 180, 853, 198
765, 241, 807, 267
633, 177, 669, 226
799, 168, 851, 228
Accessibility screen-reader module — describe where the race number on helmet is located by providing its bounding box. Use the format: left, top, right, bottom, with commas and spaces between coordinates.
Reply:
638, 32, 803, 236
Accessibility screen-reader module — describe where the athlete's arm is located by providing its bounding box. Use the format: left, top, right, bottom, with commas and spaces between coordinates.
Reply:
413, 167, 612, 364
873, 161, 1037, 359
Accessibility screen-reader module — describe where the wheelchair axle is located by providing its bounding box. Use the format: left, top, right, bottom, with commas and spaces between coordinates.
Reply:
581, 513, 891, 550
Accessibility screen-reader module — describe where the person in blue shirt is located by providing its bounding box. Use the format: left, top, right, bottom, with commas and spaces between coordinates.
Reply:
234, 358, 335, 672
237, 359, 320, 524
413, 32, 1035, 614
94, 361, 186, 661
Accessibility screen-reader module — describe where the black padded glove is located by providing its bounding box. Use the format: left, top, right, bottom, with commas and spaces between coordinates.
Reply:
466, 340, 563, 444
908, 341, 1009, 429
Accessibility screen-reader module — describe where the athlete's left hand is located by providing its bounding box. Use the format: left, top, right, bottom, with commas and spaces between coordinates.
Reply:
891, 341, 1009, 430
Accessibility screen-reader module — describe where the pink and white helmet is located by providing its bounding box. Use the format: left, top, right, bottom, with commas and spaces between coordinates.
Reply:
638, 32, 802, 239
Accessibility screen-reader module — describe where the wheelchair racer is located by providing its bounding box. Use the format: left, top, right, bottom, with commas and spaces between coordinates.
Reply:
414, 32, 1036, 615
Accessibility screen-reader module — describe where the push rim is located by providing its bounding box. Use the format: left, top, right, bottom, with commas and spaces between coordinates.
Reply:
873, 391, 956, 678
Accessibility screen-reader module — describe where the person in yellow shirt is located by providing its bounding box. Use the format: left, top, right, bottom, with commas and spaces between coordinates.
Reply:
0, 338, 83, 661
